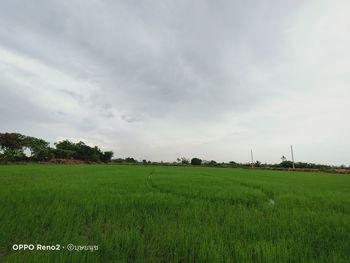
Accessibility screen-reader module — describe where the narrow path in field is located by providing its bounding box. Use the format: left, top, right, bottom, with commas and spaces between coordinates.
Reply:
146, 170, 273, 206
145, 169, 159, 192
201, 172, 276, 204
231, 179, 275, 202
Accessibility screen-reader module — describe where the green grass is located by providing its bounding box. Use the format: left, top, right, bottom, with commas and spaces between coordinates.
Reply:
0, 165, 349, 262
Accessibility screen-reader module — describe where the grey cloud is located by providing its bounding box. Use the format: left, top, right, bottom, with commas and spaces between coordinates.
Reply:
59, 89, 83, 101
121, 114, 142, 123
0, 0, 349, 164
0, 0, 299, 120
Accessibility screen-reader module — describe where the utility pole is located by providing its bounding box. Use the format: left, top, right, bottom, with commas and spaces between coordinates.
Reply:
251, 149, 254, 168
290, 145, 295, 169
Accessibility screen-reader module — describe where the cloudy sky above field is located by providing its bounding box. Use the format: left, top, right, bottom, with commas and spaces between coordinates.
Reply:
1, 0, 349, 165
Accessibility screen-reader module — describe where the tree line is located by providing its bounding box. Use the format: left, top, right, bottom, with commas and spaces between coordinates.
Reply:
0, 133, 113, 163
1, 132, 348, 169
120, 156, 349, 170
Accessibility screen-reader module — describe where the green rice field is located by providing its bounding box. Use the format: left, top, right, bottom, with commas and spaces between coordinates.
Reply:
0, 165, 349, 262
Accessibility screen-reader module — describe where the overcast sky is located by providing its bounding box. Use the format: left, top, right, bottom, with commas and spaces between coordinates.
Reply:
1, 0, 349, 165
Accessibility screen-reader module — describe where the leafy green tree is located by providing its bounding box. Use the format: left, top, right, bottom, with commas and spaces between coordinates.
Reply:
191, 158, 202, 165
125, 157, 137, 163
209, 160, 217, 166
55, 140, 78, 152
0, 133, 27, 161
0, 133, 113, 163
74, 142, 100, 161
51, 148, 75, 159
229, 161, 238, 167
101, 151, 113, 163
0, 149, 26, 161
177, 157, 189, 164
0, 133, 26, 150
54, 140, 113, 162
24, 136, 51, 161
